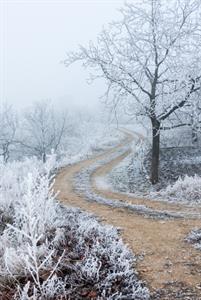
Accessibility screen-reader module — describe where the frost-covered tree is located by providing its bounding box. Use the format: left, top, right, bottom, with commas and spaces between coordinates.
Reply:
0, 104, 18, 163
65, 0, 200, 183
21, 101, 67, 162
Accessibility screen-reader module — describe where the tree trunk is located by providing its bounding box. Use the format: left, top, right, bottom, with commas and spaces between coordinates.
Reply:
3, 144, 9, 164
192, 127, 198, 144
151, 120, 160, 184
191, 115, 198, 144
42, 152, 46, 163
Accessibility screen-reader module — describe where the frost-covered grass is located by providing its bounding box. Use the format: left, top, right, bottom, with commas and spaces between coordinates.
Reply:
106, 128, 201, 207
108, 151, 201, 206
155, 175, 201, 206
186, 228, 201, 250
0, 156, 149, 299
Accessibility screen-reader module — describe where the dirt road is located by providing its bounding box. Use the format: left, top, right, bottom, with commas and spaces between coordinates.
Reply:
54, 130, 201, 298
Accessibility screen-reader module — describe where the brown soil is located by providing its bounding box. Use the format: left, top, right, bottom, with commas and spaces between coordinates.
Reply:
54, 130, 201, 298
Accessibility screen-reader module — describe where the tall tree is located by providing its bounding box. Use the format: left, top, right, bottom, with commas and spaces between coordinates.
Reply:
65, 0, 200, 183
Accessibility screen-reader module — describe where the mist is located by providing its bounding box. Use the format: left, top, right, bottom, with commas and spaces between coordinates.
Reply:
1, 0, 125, 110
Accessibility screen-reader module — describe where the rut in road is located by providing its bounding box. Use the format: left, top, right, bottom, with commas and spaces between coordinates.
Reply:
54, 130, 201, 297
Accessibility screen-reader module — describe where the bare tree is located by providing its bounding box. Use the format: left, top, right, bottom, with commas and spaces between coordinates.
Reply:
21, 101, 67, 162
0, 104, 18, 163
65, 0, 200, 183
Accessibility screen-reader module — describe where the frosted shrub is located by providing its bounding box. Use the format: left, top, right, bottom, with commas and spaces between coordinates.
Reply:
0, 157, 149, 299
132, 139, 149, 175
0, 158, 40, 234
108, 138, 150, 193
108, 156, 131, 192
159, 175, 201, 205
0, 156, 60, 294
0, 155, 57, 215
8, 206, 149, 299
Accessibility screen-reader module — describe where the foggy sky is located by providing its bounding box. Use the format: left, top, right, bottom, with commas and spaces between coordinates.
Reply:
0, 0, 126, 111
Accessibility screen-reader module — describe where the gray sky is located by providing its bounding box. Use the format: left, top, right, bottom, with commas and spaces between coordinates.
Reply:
0, 0, 125, 111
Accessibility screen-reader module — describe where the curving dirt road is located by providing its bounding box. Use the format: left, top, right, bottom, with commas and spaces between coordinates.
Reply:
54, 130, 201, 298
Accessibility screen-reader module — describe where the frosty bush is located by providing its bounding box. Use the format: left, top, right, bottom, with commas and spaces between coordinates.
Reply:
158, 175, 201, 205
108, 156, 131, 193
107, 138, 150, 194
0, 157, 149, 299
132, 139, 150, 175
186, 229, 201, 250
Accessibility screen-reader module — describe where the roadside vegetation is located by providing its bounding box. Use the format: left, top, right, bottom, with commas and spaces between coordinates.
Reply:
2, 0, 201, 298
0, 120, 151, 299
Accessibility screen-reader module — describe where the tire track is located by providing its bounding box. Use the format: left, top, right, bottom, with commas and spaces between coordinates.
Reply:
54, 129, 201, 296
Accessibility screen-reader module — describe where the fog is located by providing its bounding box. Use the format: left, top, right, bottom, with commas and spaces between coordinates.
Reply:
1, 0, 125, 111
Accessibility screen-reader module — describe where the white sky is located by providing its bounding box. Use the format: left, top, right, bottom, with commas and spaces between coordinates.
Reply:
0, 0, 126, 110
